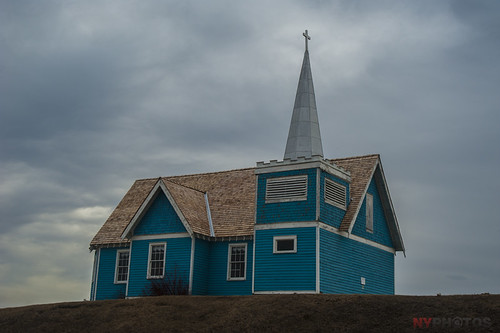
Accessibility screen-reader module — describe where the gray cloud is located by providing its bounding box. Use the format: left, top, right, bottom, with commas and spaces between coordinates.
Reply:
1, 0, 499, 307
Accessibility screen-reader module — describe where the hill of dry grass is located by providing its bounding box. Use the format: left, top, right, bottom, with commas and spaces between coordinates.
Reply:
0, 294, 498, 332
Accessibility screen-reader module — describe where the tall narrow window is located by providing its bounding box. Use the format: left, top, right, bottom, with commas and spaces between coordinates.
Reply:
148, 243, 166, 279
115, 250, 130, 283
227, 244, 247, 280
366, 193, 373, 233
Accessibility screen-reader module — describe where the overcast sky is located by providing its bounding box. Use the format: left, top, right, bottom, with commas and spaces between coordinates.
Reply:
1, 0, 499, 308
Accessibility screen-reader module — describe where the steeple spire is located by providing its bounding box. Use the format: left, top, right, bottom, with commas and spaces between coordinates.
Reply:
284, 30, 323, 160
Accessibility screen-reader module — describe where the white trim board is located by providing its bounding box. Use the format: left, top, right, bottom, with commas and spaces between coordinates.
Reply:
255, 157, 351, 182
319, 223, 395, 254
315, 168, 320, 220
315, 226, 320, 293
91, 248, 101, 301
204, 193, 215, 237
189, 237, 195, 295
125, 241, 132, 297
251, 226, 257, 294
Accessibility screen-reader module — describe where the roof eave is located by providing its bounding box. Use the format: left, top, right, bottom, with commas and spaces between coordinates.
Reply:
374, 161, 405, 253
346, 159, 379, 234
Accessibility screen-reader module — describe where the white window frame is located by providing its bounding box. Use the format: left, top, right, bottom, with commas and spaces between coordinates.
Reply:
366, 193, 374, 233
147, 242, 166, 279
273, 235, 297, 254
324, 178, 347, 210
114, 249, 130, 284
227, 243, 247, 281
265, 175, 308, 203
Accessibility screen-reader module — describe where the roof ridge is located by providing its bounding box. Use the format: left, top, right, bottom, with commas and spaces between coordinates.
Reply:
162, 178, 206, 194
133, 177, 162, 182
329, 154, 380, 162
136, 166, 256, 182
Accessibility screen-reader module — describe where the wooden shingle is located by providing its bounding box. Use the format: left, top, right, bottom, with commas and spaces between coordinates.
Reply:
90, 156, 387, 248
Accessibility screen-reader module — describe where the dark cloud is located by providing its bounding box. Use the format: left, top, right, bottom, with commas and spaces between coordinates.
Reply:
1, 0, 499, 306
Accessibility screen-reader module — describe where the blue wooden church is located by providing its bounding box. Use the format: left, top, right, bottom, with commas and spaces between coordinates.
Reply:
89, 31, 404, 300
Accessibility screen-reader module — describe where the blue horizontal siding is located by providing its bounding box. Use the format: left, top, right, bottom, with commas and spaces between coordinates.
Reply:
134, 191, 187, 235
320, 229, 394, 294
254, 227, 316, 292
319, 171, 349, 228
94, 247, 128, 300
256, 169, 317, 224
127, 237, 191, 297
351, 178, 393, 248
207, 241, 253, 295
192, 238, 210, 295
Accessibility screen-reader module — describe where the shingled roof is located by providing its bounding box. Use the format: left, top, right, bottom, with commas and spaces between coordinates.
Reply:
90, 168, 255, 249
332, 154, 380, 232
90, 155, 403, 251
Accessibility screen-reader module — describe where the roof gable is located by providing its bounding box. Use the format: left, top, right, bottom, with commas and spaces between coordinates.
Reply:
120, 179, 195, 240
132, 190, 188, 236
331, 155, 404, 252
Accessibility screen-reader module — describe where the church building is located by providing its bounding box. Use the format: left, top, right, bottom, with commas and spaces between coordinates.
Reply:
89, 31, 404, 300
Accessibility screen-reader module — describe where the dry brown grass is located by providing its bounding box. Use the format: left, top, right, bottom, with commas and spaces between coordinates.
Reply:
0, 294, 498, 332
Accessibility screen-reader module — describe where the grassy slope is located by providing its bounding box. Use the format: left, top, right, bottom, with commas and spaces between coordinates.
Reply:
0, 294, 499, 332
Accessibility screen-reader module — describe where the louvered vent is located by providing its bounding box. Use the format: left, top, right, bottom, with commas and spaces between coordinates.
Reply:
325, 178, 347, 209
265, 175, 308, 203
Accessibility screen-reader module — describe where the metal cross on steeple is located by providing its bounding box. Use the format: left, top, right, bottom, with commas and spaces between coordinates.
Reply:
303, 30, 311, 51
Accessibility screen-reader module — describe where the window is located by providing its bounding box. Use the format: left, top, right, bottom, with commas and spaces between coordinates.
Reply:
115, 250, 130, 283
366, 193, 373, 233
227, 244, 247, 280
273, 235, 297, 254
265, 175, 308, 203
324, 178, 347, 209
148, 243, 166, 279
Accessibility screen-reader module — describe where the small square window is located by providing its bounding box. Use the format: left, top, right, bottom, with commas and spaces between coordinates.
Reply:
273, 236, 297, 254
